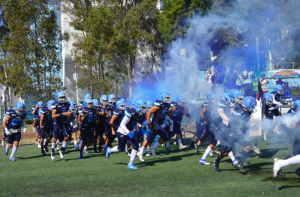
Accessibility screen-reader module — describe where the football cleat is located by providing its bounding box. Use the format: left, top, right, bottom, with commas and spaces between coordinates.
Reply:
44, 146, 49, 152
63, 150, 68, 153
213, 159, 220, 172
150, 146, 157, 157
41, 149, 46, 156
273, 158, 283, 177
236, 160, 246, 173
179, 144, 187, 150
74, 144, 79, 149
9, 157, 16, 162
51, 150, 55, 160
277, 169, 286, 176
106, 147, 111, 158
253, 146, 261, 155
232, 159, 239, 167
83, 149, 89, 154
127, 163, 138, 170
59, 149, 64, 159
137, 152, 144, 162
166, 146, 173, 152
199, 159, 211, 165
79, 152, 84, 159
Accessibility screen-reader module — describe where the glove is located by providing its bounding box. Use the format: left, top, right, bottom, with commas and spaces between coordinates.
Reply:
128, 132, 135, 139
23, 128, 27, 133
70, 122, 73, 127
33, 128, 36, 133
4, 128, 11, 135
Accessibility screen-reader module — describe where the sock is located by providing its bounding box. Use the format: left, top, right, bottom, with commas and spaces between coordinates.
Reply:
216, 140, 221, 146
129, 149, 138, 164
62, 141, 67, 150
43, 139, 47, 146
201, 146, 212, 160
38, 139, 40, 143
145, 147, 149, 153
74, 140, 77, 145
51, 142, 56, 150
10, 146, 18, 158
286, 155, 300, 165
152, 141, 160, 149
66, 141, 70, 148
228, 151, 236, 162
241, 150, 249, 162
104, 145, 108, 149
166, 141, 170, 147
178, 139, 182, 146
110, 146, 119, 153
84, 146, 87, 150
5, 144, 9, 154
55, 141, 59, 145
235, 143, 241, 155
139, 143, 141, 148
140, 147, 145, 154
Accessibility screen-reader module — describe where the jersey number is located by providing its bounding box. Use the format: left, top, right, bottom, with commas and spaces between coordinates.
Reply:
88, 115, 97, 122
12, 119, 23, 126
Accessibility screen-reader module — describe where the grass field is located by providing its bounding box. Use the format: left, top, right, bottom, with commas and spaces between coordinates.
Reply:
1, 135, 300, 197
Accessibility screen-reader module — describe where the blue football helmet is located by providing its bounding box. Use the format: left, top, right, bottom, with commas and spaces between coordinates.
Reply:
69, 104, 75, 112
146, 100, 153, 109
160, 91, 171, 103
69, 100, 74, 105
84, 93, 92, 100
100, 95, 108, 105
15, 102, 25, 115
222, 93, 235, 107
263, 93, 273, 106
242, 97, 256, 113
84, 99, 93, 108
232, 90, 244, 105
135, 99, 147, 113
176, 95, 186, 107
116, 100, 126, 110
92, 99, 99, 107
274, 85, 284, 95
37, 101, 44, 108
108, 94, 117, 103
294, 100, 300, 108
127, 98, 136, 108
57, 92, 67, 103
47, 100, 55, 110
208, 93, 216, 103
79, 100, 84, 107
108, 98, 113, 106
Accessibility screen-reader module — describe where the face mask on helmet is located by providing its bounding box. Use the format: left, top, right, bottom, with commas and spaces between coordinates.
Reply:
178, 101, 185, 107
229, 98, 236, 107
108, 100, 113, 106
119, 104, 125, 110
112, 98, 117, 103
87, 102, 93, 108
163, 96, 171, 103
266, 98, 273, 106
16, 109, 23, 115
140, 106, 147, 114
236, 96, 244, 104
279, 89, 284, 95
59, 96, 66, 103
101, 99, 108, 105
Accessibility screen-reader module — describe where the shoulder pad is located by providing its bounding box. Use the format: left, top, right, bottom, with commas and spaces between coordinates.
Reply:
232, 110, 241, 116
125, 110, 132, 117
154, 100, 162, 107
217, 103, 226, 108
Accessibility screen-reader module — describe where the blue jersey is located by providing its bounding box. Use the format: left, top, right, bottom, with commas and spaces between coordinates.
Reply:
112, 108, 125, 128
124, 107, 142, 131
171, 101, 190, 124
79, 107, 98, 128
5, 109, 27, 130
40, 107, 53, 128
231, 107, 252, 133
98, 104, 112, 123
51, 101, 70, 126
152, 100, 171, 126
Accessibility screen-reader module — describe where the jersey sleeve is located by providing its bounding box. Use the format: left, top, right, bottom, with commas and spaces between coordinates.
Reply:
217, 102, 226, 108
154, 100, 162, 107
51, 102, 57, 109
113, 108, 120, 116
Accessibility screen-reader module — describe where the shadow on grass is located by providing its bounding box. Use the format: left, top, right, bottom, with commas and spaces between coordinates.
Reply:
258, 148, 287, 159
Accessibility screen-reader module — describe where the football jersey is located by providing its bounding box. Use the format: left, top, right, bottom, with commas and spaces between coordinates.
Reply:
5, 109, 27, 131
79, 107, 98, 128
124, 107, 141, 131
152, 100, 171, 126
40, 107, 53, 128
112, 108, 125, 128
171, 101, 190, 124
231, 107, 252, 133
51, 101, 70, 126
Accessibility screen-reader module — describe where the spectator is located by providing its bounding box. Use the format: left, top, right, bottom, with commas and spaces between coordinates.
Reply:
276, 79, 284, 86
205, 68, 212, 84
260, 74, 269, 93
226, 69, 238, 92
243, 70, 254, 96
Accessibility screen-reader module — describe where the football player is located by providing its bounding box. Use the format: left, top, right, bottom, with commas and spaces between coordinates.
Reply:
3, 102, 27, 161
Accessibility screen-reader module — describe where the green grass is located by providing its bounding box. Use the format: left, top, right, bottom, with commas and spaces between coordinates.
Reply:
0, 136, 300, 197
